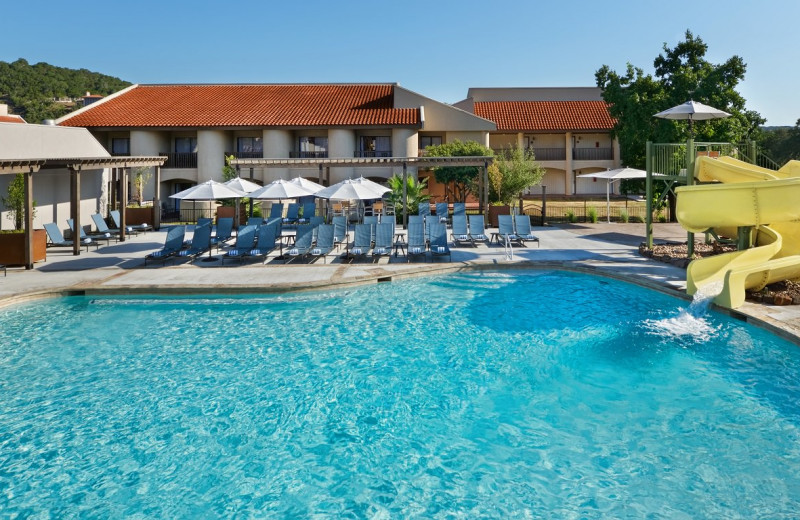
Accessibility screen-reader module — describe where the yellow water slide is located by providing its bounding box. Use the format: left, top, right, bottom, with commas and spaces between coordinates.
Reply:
675, 156, 800, 308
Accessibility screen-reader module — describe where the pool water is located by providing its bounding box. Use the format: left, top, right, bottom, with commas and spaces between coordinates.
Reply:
1, 270, 799, 517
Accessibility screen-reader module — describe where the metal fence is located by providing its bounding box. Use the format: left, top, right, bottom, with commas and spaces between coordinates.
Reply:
524, 203, 669, 224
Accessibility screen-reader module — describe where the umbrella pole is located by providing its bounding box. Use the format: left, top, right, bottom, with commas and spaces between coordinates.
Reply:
606, 181, 611, 224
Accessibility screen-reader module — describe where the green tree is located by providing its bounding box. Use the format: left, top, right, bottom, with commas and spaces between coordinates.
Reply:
425, 140, 493, 202
489, 145, 545, 205
758, 120, 800, 165
1, 173, 35, 231
222, 155, 237, 181
595, 30, 764, 169
386, 173, 429, 216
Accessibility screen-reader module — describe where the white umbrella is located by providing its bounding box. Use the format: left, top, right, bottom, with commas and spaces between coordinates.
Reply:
315, 177, 390, 200
289, 177, 325, 194
579, 168, 656, 223
654, 100, 731, 135
224, 177, 262, 194
249, 178, 316, 200
170, 180, 246, 200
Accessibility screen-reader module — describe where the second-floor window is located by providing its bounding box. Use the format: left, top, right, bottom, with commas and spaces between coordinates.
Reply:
238, 137, 263, 154
359, 136, 391, 156
175, 137, 197, 153
111, 138, 130, 155
299, 136, 328, 157
419, 136, 442, 149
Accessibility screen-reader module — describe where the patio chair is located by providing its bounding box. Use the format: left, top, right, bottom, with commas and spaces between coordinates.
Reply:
371, 222, 394, 260
66, 219, 106, 248
514, 214, 540, 247
285, 224, 315, 263
450, 215, 472, 247
453, 202, 466, 217
177, 222, 212, 263
425, 214, 439, 244
245, 222, 279, 264
429, 222, 451, 261
300, 202, 317, 222
221, 224, 258, 264
247, 217, 263, 227
406, 223, 427, 263
44, 222, 91, 252
91, 213, 121, 236
435, 202, 449, 224
111, 209, 152, 234
211, 217, 234, 250
283, 203, 300, 224
144, 226, 186, 265
497, 214, 522, 246
468, 214, 489, 244
269, 202, 284, 220
347, 223, 373, 262
418, 202, 431, 218
332, 215, 348, 250
408, 215, 423, 227
363, 215, 378, 243
308, 224, 335, 263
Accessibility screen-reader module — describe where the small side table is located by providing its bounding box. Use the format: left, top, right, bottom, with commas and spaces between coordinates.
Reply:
393, 242, 406, 257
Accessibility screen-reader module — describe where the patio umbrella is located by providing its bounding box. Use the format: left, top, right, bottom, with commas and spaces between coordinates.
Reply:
579, 168, 654, 223
289, 177, 325, 194
249, 178, 316, 200
314, 176, 390, 201
225, 177, 262, 219
654, 100, 731, 136
170, 180, 247, 201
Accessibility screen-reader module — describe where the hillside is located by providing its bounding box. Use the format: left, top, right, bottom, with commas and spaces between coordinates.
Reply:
0, 58, 131, 124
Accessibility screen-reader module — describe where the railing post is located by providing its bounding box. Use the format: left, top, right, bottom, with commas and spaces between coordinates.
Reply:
645, 141, 653, 249
686, 138, 694, 258
402, 162, 408, 229
541, 185, 546, 226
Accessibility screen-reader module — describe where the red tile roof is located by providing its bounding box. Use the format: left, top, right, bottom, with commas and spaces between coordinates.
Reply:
474, 101, 615, 131
59, 84, 420, 128
0, 115, 26, 124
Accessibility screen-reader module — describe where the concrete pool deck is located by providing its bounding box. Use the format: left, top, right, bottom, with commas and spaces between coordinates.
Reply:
2, 222, 800, 342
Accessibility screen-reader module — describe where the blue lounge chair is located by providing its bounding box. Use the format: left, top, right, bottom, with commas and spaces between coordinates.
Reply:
514, 215, 540, 247
468, 214, 489, 244
144, 226, 186, 265
435, 202, 449, 224
269, 202, 284, 220
309, 224, 335, 263
371, 222, 394, 260
408, 215, 423, 227
363, 215, 378, 243
406, 222, 427, 263
177, 223, 212, 263
211, 217, 234, 249
450, 215, 472, 247
332, 215, 348, 250
348, 224, 372, 262
425, 214, 439, 244
429, 222, 451, 261
66, 219, 106, 248
283, 203, 300, 224
245, 222, 279, 264
300, 202, 316, 222
453, 202, 466, 217
497, 214, 522, 246
285, 225, 314, 263
44, 222, 91, 252
418, 202, 431, 218
91, 213, 121, 237
222, 224, 257, 264
247, 217, 263, 227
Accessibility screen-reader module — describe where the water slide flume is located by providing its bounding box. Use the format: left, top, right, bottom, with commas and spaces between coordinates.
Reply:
675, 156, 800, 308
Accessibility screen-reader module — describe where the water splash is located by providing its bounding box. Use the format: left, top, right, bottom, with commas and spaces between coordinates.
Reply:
642, 282, 723, 343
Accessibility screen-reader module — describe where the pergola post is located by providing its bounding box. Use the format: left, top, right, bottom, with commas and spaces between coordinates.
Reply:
325, 166, 330, 186
153, 165, 161, 230
23, 168, 34, 269
109, 167, 117, 212
402, 162, 408, 229
119, 167, 128, 242
482, 161, 489, 219
318, 164, 323, 184
70, 166, 81, 256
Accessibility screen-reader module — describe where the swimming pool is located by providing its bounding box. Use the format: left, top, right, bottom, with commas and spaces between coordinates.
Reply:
1, 270, 799, 517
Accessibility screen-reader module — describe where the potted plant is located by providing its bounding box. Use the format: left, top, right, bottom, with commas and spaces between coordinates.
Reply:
0, 173, 46, 264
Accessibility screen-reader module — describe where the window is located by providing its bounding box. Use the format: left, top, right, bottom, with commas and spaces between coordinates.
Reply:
419, 136, 442, 149
111, 138, 130, 155
174, 137, 197, 153
237, 137, 263, 154
299, 136, 328, 157
359, 136, 391, 157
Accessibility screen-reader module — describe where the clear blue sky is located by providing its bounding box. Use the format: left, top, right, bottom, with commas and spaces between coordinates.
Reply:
3, 0, 798, 125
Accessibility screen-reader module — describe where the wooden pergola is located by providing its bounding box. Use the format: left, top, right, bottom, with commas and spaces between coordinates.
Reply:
0, 156, 165, 269
230, 156, 495, 227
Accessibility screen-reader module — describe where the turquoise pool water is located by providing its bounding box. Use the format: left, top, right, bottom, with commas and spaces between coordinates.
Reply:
1, 270, 799, 517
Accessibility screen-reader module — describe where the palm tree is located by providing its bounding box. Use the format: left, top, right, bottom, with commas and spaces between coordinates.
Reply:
386, 173, 430, 217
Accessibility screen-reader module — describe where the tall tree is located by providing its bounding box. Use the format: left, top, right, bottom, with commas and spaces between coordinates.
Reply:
424, 140, 493, 202
595, 30, 764, 169
758, 121, 800, 165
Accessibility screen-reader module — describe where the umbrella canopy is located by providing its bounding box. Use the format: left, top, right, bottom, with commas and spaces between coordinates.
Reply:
654, 100, 731, 136
224, 177, 262, 194
289, 177, 325, 194
579, 168, 659, 223
170, 180, 246, 200
315, 176, 390, 200
249, 178, 317, 200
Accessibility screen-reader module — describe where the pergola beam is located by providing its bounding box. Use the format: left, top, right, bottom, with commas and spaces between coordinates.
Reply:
229, 156, 494, 169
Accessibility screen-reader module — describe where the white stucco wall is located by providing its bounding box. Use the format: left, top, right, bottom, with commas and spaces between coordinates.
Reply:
328, 129, 355, 182
262, 129, 293, 181
197, 130, 229, 183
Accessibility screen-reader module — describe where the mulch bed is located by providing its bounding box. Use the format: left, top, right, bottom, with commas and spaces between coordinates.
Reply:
639, 242, 800, 305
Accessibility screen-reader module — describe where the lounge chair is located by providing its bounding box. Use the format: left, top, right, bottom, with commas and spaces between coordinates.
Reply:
283, 203, 300, 224
408, 215, 423, 227
429, 222, 451, 261
497, 214, 522, 246
247, 217, 263, 227
91, 213, 121, 237
450, 214, 472, 247
514, 215, 540, 247
425, 214, 439, 244
144, 226, 186, 265
418, 202, 431, 218
285, 225, 314, 263
111, 210, 152, 234
363, 215, 378, 243
268, 202, 284, 220
44, 222, 92, 252
348, 224, 372, 262
211, 217, 234, 249
371, 222, 394, 260
406, 222, 427, 263
308, 224, 335, 263
245, 222, 279, 264
221, 224, 257, 264
66, 219, 106, 248
435, 202, 449, 224
177, 222, 212, 263
332, 215, 348, 250
300, 202, 317, 222
468, 214, 489, 244
453, 202, 466, 217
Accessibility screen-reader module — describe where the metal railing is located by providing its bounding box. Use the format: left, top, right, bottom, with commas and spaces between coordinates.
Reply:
290, 151, 329, 158
225, 151, 263, 159
354, 150, 392, 158
573, 148, 613, 161
160, 152, 198, 168
530, 147, 566, 161
525, 204, 667, 224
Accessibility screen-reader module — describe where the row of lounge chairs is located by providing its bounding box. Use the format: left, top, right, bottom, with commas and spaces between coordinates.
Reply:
496, 214, 540, 247
266, 202, 317, 224
43, 211, 153, 252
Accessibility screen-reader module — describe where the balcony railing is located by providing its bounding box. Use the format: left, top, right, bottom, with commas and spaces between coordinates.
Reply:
225, 151, 264, 159
290, 151, 329, 158
573, 148, 613, 161
110, 152, 130, 157
160, 152, 198, 168
529, 147, 566, 161
354, 150, 392, 158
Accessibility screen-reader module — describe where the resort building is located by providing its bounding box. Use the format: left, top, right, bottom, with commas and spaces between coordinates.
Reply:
56, 84, 496, 211
454, 87, 620, 196
0, 103, 26, 124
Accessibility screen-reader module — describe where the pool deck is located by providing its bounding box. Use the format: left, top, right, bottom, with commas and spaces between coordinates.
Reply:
2, 222, 800, 342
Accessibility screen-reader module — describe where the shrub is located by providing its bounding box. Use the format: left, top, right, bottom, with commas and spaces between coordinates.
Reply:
587, 206, 598, 223
565, 209, 577, 223
657, 213, 668, 223
620, 210, 630, 223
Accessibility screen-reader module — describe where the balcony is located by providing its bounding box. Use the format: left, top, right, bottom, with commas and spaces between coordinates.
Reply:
290, 151, 329, 158
225, 151, 263, 159
529, 147, 566, 161
354, 150, 392, 158
573, 148, 613, 161
159, 152, 198, 168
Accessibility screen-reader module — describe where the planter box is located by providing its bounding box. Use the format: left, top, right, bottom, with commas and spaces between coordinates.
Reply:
125, 207, 155, 227
216, 205, 247, 226
488, 205, 510, 227
0, 229, 46, 265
